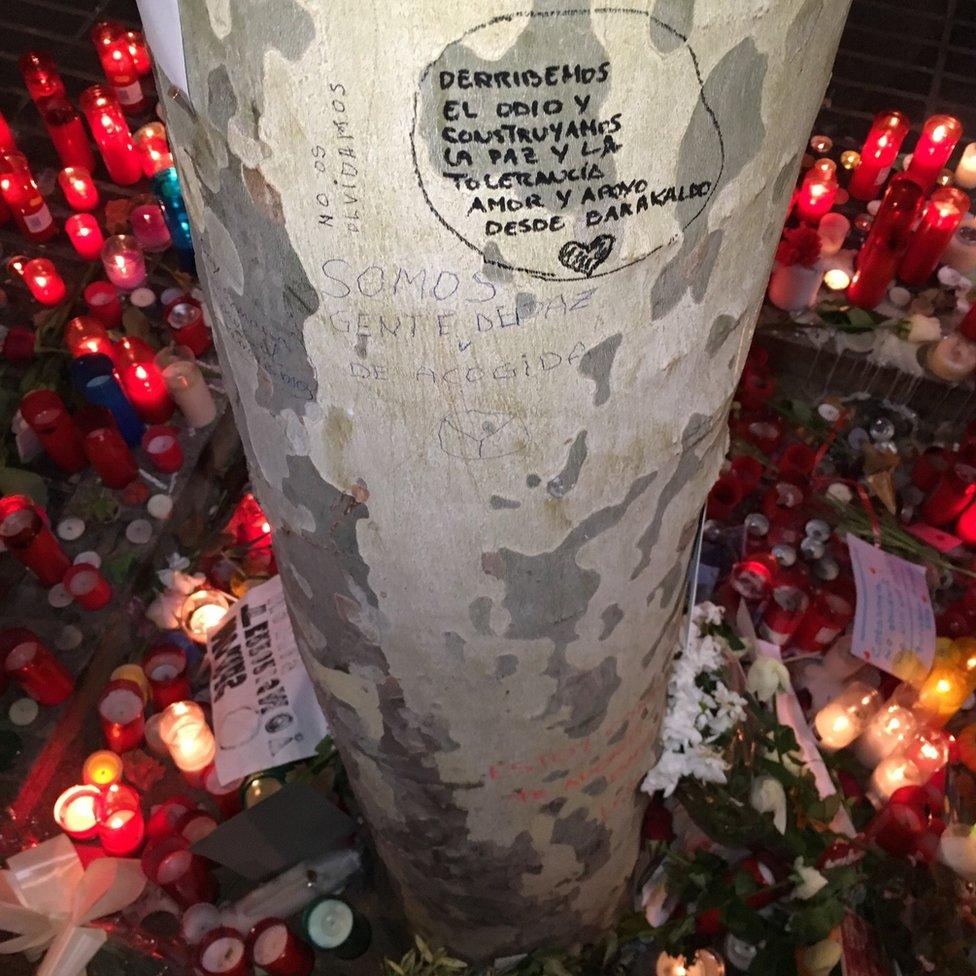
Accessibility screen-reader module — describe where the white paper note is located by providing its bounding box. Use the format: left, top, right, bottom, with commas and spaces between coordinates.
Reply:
135, 0, 190, 101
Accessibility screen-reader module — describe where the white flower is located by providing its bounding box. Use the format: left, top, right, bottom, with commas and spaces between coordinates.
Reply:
146, 569, 206, 630
792, 857, 828, 900
746, 657, 791, 702
750, 774, 787, 834
692, 602, 724, 628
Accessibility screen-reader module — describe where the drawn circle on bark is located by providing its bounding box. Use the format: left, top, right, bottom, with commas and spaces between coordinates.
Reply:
411, 8, 724, 281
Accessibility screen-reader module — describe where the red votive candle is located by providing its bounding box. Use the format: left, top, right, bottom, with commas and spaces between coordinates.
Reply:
730, 455, 763, 491
0, 152, 56, 243
116, 335, 155, 366
922, 462, 976, 526
22, 258, 66, 306
66, 214, 105, 261
796, 158, 839, 224
0, 495, 71, 586
792, 587, 855, 652
121, 362, 175, 424
98, 678, 145, 752
134, 123, 173, 178
94, 23, 149, 115
778, 441, 817, 480
848, 174, 925, 309
79, 85, 142, 186
849, 110, 911, 201
18, 50, 65, 107
706, 475, 743, 521
899, 187, 970, 285
4, 633, 73, 705
144, 836, 219, 906
142, 425, 183, 472
42, 99, 96, 171
143, 643, 191, 711
65, 315, 116, 363
20, 389, 87, 473
203, 765, 244, 819
759, 583, 810, 646
913, 447, 952, 492
248, 919, 315, 976
96, 783, 145, 856
198, 928, 250, 976
146, 794, 197, 842
130, 198, 172, 251
126, 31, 152, 76
54, 784, 101, 840
84, 281, 123, 328
85, 426, 138, 488
59, 166, 99, 211
166, 298, 213, 356
65, 561, 113, 610
738, 369, 775, 411
0, 108, 15, 153
907, 114, 963, 189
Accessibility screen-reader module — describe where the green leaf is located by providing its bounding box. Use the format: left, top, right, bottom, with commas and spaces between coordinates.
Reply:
0, 468, 47, 507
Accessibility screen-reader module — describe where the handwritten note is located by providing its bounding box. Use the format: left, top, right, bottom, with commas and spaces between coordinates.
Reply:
208, 576, 329, 784
847, 533, 935, 683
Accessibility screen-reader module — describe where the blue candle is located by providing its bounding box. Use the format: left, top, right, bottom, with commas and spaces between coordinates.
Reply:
71, 354, 144, 446
151, 166, 195, 273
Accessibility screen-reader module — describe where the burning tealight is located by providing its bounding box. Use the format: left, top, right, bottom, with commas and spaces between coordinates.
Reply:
854, 704, 918, 768
54, 783, 101, 840
809, 134, 833, 154
181, 589, 231, 643
83, 749, 124, 787
823, 267, 851, 290
814, 681, 882, 750
840, 149, 860, 170
96, 783, 145, 856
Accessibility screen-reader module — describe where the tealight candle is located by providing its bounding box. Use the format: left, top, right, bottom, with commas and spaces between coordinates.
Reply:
197, 927, 249, 976
83, 749, 124, 787
79, 85, 142, 185
22, 258, 66, 306
3, 633, 74, 705
814, 681, 881, 750
41, 99, 95, 171
0, 495, 72, 587
101, 234, 147, 291
130, 199, 172, 252
98, 678, 145, 752
96, 783, 145, 856
898, 186, 970, 285
64, 561, 113, 610
20, 389, 86, 473
53, 784, 101, 840
854, 703, 918, 768
796, 158, 838, 224
926, 335, 976, 382
162, 358, 218, 428
142, 425, 184, 473
849, 110, 910, 200
301, 896, 370, 959
83, 281, 123, 328
823, 267, 851, 290
143, 643, 191, 711
65, 213, 105, 261
655, 952, 725, 976
181, 589, 231, 643
907, 114, 963, 189
120, 361, 175, 424
58, 166, 98, 210
248, 919, 315, 976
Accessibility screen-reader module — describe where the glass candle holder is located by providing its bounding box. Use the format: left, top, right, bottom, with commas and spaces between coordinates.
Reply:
197, 927, 249, 976
848, 174, 925, 309
83, 281, 123, 328
182, 902, 223, 947
142, 425, 183, 473
42, 99, 95, 171
18, 50, 65, 106
120, 361, 175, 424
126, 30, 152, 75
94, 23, 149, 114
175, 809, 219, 846
145, 793, 197, 842
926, 335, 976, 383
96, 783, 145, 856
22, 257, 66, 307
0, 150, 55, 243
796, 158, 839, 224
204, 765, 244, 819
20, 389, 86, 473
854, 703, 918, 768
110, 663, 150, 704
134, 123, 173, 177
59, 166, 99, 211
159, 701, 207, 747
242, 771, 287, 810
898, 187, 970, 285
64, 561, 113, 610
161, 356, 217, 428
152, 167, 195, 270
79, 85, 142, 185
181, 589, 231, 643
144, 837, 219, 906
814, 681, 882, 750
72, 353, 145, 447
116, 336, 155, 367
165, 298, 212, 355
248, 919, 315, 976
101, 234, 147, 291
168, 718, 217, 782
65, 315, 115, 363
791, 587, 854, 653
850, 110, 910, 200
869, 729, 951, 805
83, 749, 124, 787
143, 643, 191, 711
66, 213, 105, 261
53, 784, 101, 841
98, 678, 145, 752
0, 495, 72, 586
130, 197, 172, 252
922, 463, 976, 526
4, 633, 74, 704
907, 114, 963, 188
917, 659, 976, 726
301, 896, 370, 959
759, 583, 810, 646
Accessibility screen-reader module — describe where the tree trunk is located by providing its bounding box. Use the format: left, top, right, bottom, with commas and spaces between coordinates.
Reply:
156, 0, 849, 959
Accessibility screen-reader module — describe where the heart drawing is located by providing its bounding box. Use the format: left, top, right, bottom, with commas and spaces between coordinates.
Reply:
557, 234, 616, 277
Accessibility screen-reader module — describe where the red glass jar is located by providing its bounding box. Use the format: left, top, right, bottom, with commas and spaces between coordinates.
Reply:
66, 213, 105, 261
849, 110, 910, 201
79, 85, 142, 186
84, 281, 123, 328
22, 257, 66, 306
165, 297, 213, 356
18, 50, 66, 107
41, 98, 96, 171
0, 151, 56, 243
146, 794, 198, 842
906, 115, 963, 189
248, 919, 315, 976
0, 496, 71, 586
729, 455, 763, 492
921, 463, 976, 526
3, 632, 73, 705
20, 389, 87, 474
759, 583, 810, 646
64, 561, 113, 610
197, 927, 250, 976
796, 159, 839, 224
143, 836, 219, 906
898, 187, 970, 286
84, 426, 138, 489
116, 335, 156, 366
59, 166, 99, 211
93, 23, 149, 115
777, 441, 817, 480
143, 643, 191, 711
96, 783, 145, 856
737, 369, 776, 411
730, 553, 777, 602
142, 425, 183, 473
203, 764, 244, 819
98, 678, 145, 752
792, 585, 855, 652
706, 474, 743, 521
120, 361, 176, 424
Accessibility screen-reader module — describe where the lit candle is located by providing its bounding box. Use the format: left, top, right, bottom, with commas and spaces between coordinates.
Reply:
3, 632, 74, 705
101, 234, 147, 291
53, 784, 101, 841
197, 927, 250, 976
301, 897, 370, 959
83, 749, 124, 787
168, 718, 217, 782
134, 123, 174, 178
849, 110, 910, 201
22, 257, 66, 306
142, 425, 184, 473
72, 353, 145, 446
130, 198, 172, 252
79, 85, 142, 186
65, 213, 105, 261
907, 115, 963, 189
143, 643, 191, 711
921, 462, 976, 526
181, 589, 231, 643
854, 703, 918, 768
64, 561, 113, 610
823, 267, 851, 290
19, 389, 87, 473
0, 151, 56, 243
814, 681, 882, 750
59, 166, 99, 211
120, 361, 175, 424
93, 23, 149, 115
65, 315, 115, 363
0, 495, 72, 587
248, 919, 315, 976
796, 158, 838, 224
166, 297, 213, 355
116, 335, 156, 367
96, 783, 145, 856
0, 108, 16, 153
126, 31, 152, 75
163, 358, 218, 428
18, 50, 65, 106
654, 953, 725, 976
98, 678, 145, 752
869, 729, 950, 806
898, 186, 970, 285
917, 661, 976, 725
42, 99, 95, 171
848, 174, 925, 308
840, 149, 860, 171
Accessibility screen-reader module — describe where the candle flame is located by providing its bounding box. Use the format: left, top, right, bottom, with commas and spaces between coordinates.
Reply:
832, 715, 852, 734
933, 124, 948, 143
936, 678, 953, 694
135, 365, 148, 380
823, 268, 850, 290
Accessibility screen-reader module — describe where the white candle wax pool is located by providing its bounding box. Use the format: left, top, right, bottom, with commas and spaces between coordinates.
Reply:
201, 935, 245, 974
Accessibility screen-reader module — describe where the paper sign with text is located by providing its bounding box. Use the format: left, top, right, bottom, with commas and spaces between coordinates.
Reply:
847, 533, 935, 683
208, 576, 329, 784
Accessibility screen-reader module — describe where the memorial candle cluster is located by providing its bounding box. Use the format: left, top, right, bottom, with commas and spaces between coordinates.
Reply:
0, 150, 55, 243
79, 85, 141, 185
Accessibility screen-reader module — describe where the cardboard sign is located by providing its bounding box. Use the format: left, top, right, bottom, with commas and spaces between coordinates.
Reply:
208, 576, 329, 784
847, 533, 935, 684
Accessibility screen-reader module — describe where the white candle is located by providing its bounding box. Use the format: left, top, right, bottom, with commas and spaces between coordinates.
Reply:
854, 704, 917, 768
956, 143, 976, 189
926, 335, 976, 382
814, 681, 881, 750
768, 263, 822, 312
943, 217, 976, 274
818, 213, 850, 255
938, 823, 976, 881
168, 719, 216, 774
162, 360, 217, 428
868, 754, 919, 805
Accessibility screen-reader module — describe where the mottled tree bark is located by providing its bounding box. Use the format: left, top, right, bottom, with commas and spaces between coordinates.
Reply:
155, 0, 848, 960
